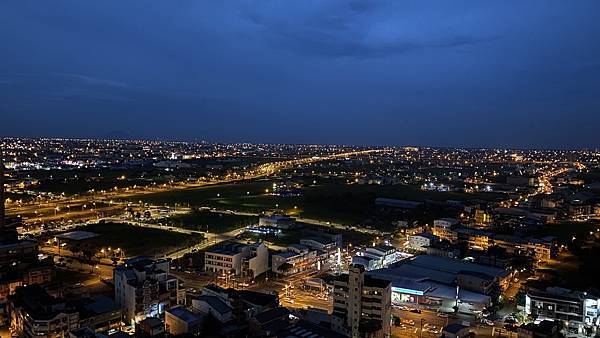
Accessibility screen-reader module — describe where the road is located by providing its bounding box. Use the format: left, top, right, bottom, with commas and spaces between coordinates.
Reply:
390, 308, 507, 338
8, 149, 379, 226
165, 227, 246, 259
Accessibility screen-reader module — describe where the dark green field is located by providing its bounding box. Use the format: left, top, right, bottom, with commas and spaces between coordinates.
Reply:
128, 179, 505, 225
70, 222, 204, 257
162, 210, 258, 233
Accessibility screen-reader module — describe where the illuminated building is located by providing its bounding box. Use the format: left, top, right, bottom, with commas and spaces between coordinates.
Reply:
113, 257, 180, 325
204, 242, 268, 278
332, 264, 391, 338
526, 287, 600, 334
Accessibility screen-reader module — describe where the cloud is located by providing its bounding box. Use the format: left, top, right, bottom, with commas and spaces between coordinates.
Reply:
53, 73, 129, 88
244, 1, 498, 58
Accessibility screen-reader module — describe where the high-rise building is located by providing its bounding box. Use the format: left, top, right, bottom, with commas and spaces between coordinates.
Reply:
113, 257, 181, 325
332, 264, 391, 338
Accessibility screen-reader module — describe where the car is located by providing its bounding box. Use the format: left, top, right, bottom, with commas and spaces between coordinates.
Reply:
482, 319, 494, 326
410, 309, 422, 314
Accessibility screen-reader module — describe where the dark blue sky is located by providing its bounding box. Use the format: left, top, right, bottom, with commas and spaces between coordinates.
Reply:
1, 1, 600, 148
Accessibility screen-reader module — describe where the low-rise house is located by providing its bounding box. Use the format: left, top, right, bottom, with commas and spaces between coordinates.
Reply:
165, 306, 203, 336
191, 295, 233, 323
137, 317, 164, 337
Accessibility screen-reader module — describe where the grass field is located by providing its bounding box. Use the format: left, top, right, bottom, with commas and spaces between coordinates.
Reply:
71, 222, 204, 257
129, 179, 505, 225
163, 210, 258, 233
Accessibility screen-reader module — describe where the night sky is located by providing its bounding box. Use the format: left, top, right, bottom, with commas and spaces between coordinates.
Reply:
1, 1, 600, 148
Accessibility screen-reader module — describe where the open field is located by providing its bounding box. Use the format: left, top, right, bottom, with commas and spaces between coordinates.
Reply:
536, 220, 600, 289
129, 179, 505, 225
162, 210, 258, 233
67, 222, 204, 257
533, 220, 599, 244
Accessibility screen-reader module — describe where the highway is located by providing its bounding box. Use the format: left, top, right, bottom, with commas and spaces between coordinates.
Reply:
7, 149, 378, 226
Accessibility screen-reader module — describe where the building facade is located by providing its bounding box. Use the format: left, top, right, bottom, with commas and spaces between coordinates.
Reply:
332, 264, 391, 338
113, 257, 180, 325
204, 242, 268, 279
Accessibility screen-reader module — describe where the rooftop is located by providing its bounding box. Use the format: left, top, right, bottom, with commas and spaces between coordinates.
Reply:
167, 306, 202, 324
206, 242, 245, 256
194, 295, 232, 315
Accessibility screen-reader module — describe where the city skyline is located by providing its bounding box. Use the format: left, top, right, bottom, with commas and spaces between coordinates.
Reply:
3, 2, 600, 337
2, 1, 600, 148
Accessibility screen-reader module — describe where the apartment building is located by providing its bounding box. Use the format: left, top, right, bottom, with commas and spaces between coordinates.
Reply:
9, 286, 121, 338
204, 242, 268, 278
113, 257, 180, 325
332, 264, 391, 338
526, 287, 600, 333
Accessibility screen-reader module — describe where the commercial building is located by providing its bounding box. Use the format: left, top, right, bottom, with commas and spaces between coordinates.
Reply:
332, 264, 391, 338
204, 242, 268, 278
113, 257, 180, 325
303, 228, 343, 249
408, 233, 439, 251
271, 244, 318, 276
300, 237, 337, 252
258, 215, 297, 229
351, 245, 407, 271
368, 256, 511, 313
526, 287, 600, 334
